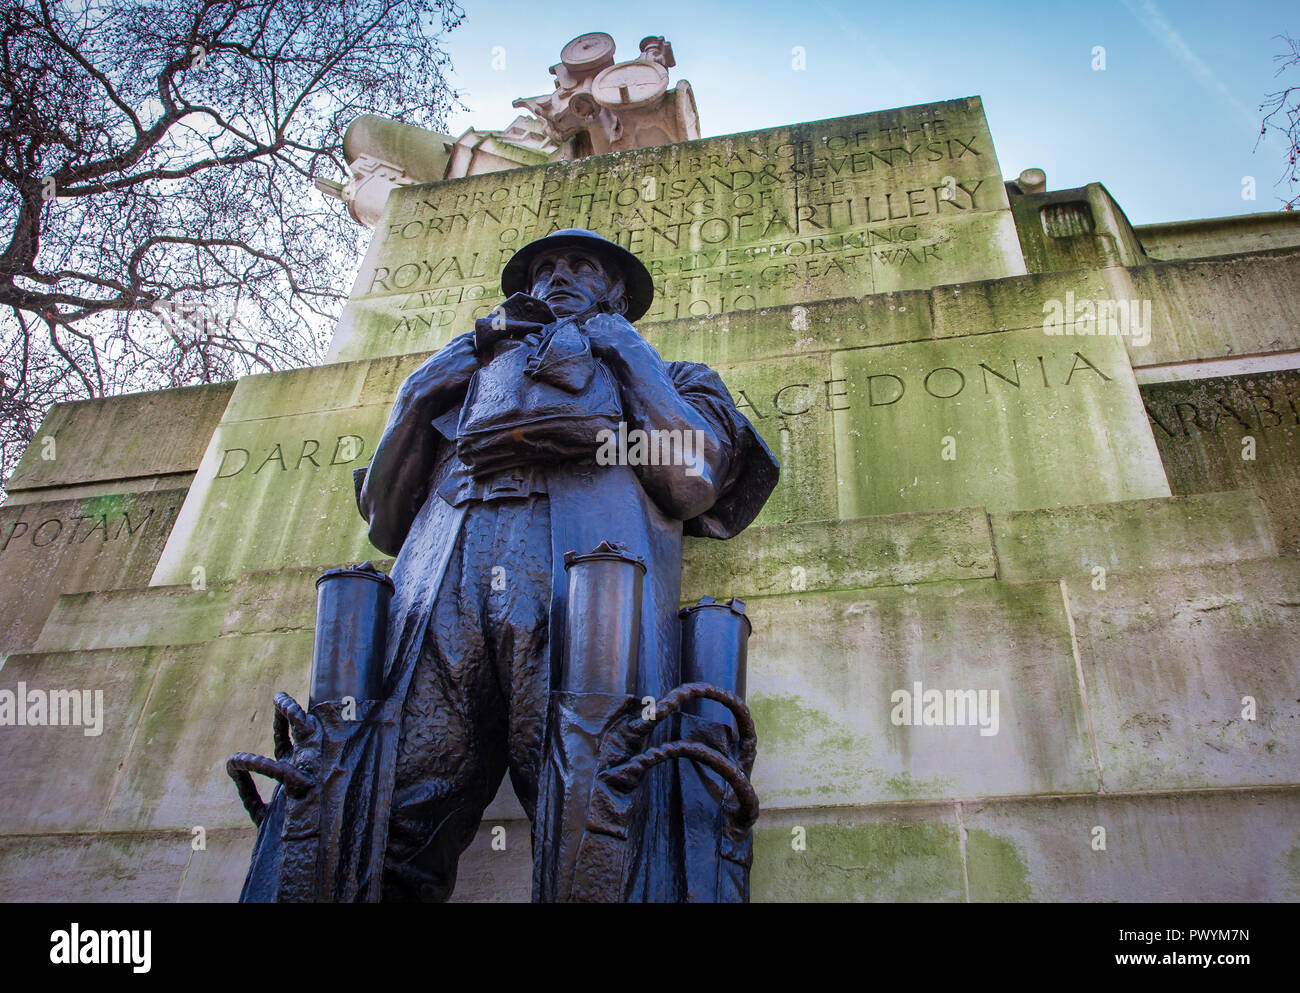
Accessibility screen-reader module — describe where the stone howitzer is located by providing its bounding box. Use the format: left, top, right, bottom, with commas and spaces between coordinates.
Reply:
228, 546, 759, 902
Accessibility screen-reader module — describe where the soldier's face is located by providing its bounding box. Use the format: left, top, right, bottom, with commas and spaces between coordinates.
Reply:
529, 248, 615, 318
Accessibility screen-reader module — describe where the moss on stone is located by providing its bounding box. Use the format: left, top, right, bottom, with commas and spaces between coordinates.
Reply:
752, 819, 964, 902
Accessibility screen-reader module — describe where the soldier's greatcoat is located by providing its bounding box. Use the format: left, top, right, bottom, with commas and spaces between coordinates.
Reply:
354, 316, 777, 900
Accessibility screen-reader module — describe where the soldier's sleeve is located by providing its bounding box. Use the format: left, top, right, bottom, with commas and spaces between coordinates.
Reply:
665, 361, 780, 539
602, 314, 778, 535
354, 333, 479, 555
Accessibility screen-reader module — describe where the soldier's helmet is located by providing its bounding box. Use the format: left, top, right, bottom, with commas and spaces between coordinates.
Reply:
501, 228, 654, 322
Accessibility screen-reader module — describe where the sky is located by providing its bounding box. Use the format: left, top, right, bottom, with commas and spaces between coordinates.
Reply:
428, 0, 1298, 226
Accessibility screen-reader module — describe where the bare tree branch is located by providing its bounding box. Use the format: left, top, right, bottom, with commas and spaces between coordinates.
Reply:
1256, 33, 1300, 211
0, 0, 466, 493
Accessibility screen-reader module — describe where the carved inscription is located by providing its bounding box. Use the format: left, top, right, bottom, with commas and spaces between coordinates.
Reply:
0, 506, 176, 554
213, 435, 367, 479
732, 350, 1112, 429
358, 101, 1010, 341
1140, 370, 1300, 554
1143, 379, 1300, 436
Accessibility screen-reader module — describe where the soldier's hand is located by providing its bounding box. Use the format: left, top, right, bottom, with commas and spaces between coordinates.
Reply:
583, 311, 644, 361
475, 293, 553, 355
475, 309, 543, 355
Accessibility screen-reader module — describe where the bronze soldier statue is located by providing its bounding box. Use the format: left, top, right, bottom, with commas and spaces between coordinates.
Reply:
231, 229, 777, 902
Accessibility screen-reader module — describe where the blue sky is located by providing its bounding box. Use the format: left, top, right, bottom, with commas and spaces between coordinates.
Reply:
432, 0, 1298, 225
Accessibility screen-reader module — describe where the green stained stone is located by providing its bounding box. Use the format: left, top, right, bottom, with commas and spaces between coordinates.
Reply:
830, 327, 1170, 518
329, 97, 1023, 363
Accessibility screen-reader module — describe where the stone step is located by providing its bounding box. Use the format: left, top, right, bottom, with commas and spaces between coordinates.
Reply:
682, 505, 997, 600
989, 488, 1278, 584
29, 561, 381, 655
0, 827, 255, 903
683, 488, 1278, 600
639, 246, 1300, 371
32, 583, 232, 655
2, 552, 1293, 899
458, 785, 1300, 903
6, 784, 1290, 902
24, 488, 1277, 657
749, 787, 1300, 903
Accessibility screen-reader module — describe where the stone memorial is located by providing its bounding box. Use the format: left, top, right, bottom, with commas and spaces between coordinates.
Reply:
1, 30, 1298, 903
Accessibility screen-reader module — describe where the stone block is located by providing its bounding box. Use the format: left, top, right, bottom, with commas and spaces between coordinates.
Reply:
931, 250, 1300, 375
931, 267, 1122, 339
681, 508, 996, 601
0, 831, 191, 902
177, 826, 259, 902
218, 353, 422, 421
32, 564, 330, 657
743, 581, 1097, 808
216, 565, 343, 639
100, 632, 313, 832
990, 490, 1277, 584
642, 294, 932, 366
5, 382, 233, 499
962, 789, 1300, 902
750, 804, 966, 903
1068, 556, 1300, 793
1141, 370, 1300, 554
70, 830, 196, 902
0, 828, 252, 903
447, 819, 533, 903
0, 834, 100, 902
34, 583, 229, 654
150, 363, 394, 585
1127, 250, 1300, 367
0, 646, 167, 833
1136, 212, 1300, 262
712, 352, 840, 525
327, 97, 1024, 362
831, 327, 1170, 518
0, 489, 186, 656
446, 805, 970, 904
866, 209, 1024, 295
1008, 183, 1148, 273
